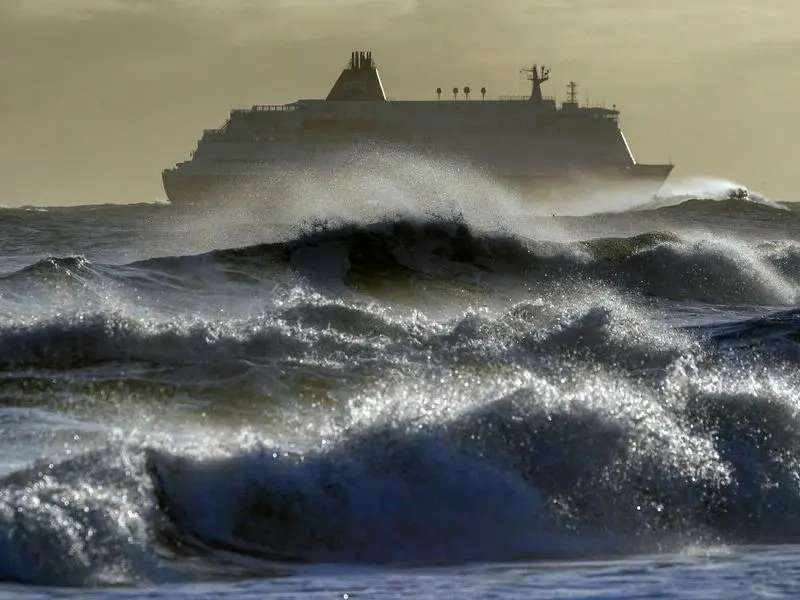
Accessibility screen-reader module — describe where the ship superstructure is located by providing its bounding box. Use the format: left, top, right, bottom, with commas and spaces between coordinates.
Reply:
162, 50, 672, 205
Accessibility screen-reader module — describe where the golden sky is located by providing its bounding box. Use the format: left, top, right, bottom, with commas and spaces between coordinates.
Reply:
0, 0, 798, 206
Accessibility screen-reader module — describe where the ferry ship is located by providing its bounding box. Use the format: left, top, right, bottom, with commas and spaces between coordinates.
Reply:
162, 50, 673, 205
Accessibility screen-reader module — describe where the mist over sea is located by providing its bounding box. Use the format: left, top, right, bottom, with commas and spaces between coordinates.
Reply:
1, 163, 799, 599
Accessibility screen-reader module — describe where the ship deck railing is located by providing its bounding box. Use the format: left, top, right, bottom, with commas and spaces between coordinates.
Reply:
203, 128, 227, 138
498, 95, 556, 102
225, 105, 299, 117
250, 104, 298, 112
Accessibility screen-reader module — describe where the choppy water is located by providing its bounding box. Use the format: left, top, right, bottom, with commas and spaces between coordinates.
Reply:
1, 172, 800, 598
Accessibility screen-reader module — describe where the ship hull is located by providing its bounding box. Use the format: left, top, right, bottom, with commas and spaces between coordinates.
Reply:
162, 162, 674, 208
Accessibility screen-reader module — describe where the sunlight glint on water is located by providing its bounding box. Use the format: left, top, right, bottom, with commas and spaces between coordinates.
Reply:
0, 175, 798, 598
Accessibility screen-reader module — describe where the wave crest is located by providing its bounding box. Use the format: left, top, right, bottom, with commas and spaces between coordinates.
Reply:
3, 215, 799, 307
143, 361, 800, 565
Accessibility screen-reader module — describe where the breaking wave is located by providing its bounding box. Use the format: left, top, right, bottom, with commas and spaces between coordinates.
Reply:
4, 334, 800, 585
4, 289, 800, 378
3, 213, 800, 307
2, 201, 800, 588
143, 359, 800, 565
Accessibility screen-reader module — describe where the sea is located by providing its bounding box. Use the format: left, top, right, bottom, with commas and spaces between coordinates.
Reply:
1, 166, 800, 599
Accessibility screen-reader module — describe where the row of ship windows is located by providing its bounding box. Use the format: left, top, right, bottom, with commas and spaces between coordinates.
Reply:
224, 118, 615, 128
208, 122, 618, 135
199, 145, 627, 158
201, 132, 621, 144
212, 122, 615, 136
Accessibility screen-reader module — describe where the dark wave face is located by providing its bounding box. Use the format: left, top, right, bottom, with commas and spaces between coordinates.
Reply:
0, 193, 799, 587
2, 208, 800, 308
143, 363, 800, 565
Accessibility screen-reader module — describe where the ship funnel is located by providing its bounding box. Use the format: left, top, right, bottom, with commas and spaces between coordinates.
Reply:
326, 50, 387, 101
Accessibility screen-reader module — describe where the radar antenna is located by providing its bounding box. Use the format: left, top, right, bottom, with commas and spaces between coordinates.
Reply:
520, 64, 550, 103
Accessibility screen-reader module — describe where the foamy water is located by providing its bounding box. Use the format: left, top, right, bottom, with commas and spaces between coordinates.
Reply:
0, 171, 798, 598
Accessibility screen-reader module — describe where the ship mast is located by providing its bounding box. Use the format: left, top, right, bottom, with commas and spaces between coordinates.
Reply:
566, 80, 578, 104
520, 64, 550, 103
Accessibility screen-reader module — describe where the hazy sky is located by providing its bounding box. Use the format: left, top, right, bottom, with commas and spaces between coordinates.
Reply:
1, 0, 798, 206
